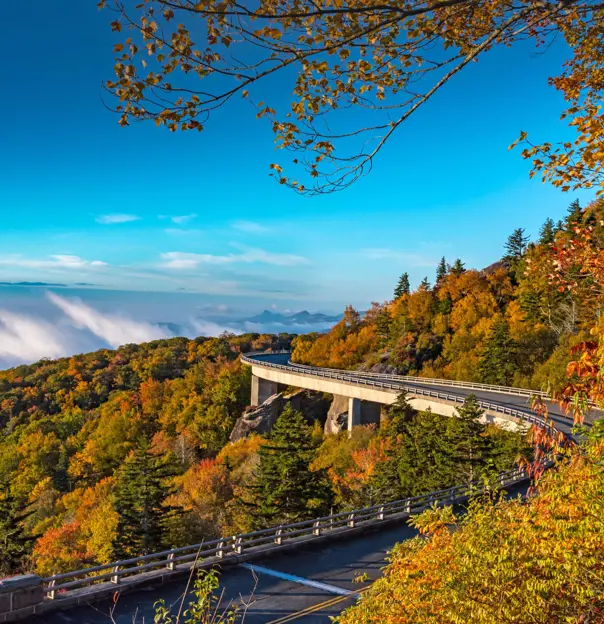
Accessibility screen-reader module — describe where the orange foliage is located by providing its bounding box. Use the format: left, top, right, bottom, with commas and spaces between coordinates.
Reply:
33, 522, 89, 577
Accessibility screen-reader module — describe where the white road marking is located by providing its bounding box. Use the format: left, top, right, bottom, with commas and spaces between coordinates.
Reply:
239, 563, 357, 597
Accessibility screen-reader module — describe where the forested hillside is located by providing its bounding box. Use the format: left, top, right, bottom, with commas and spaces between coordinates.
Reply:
0, 332, 291, 575
0, 330, 527, 577
292, 200, 603, 394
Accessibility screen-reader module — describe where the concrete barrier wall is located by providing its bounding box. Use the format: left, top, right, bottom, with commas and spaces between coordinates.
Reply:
0, 576, 44, 623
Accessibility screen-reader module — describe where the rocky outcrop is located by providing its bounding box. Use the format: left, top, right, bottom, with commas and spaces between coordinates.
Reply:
230, 390, 330, 442
324, 395, 350, 434
358, 351, 399, 375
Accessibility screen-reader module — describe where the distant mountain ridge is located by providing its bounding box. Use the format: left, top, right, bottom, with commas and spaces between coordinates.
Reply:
0, 281, 67, 287
245, 309, 343, 326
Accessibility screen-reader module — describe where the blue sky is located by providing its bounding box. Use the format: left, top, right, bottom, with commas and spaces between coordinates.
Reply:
0, 2, 593, 313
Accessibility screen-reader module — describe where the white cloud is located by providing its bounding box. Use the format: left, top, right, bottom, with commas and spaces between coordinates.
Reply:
47, 292, 170, 348
0, 255, 109, 270
0, 310, 68, 364
233, 221, 268, 234
52, 255, 108, 268
96, 214, 141, 225
161, 245, 309, 269
171, 214, 197, 225
190, 318, 241, 337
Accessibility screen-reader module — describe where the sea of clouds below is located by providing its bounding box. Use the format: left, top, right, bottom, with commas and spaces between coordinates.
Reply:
0, 292, 337, 370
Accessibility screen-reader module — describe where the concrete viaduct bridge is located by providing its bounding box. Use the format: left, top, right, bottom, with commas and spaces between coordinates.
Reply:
11, 353, 583, 624
242, 351, 579, 437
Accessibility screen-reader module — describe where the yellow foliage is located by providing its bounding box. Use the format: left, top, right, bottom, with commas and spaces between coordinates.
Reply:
339, 438, 604, 623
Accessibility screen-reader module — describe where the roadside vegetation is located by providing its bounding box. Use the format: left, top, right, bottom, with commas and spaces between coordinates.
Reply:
337, 215, 604, 622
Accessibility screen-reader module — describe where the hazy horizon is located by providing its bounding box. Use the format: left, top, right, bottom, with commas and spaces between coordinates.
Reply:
0, 285, 348, 369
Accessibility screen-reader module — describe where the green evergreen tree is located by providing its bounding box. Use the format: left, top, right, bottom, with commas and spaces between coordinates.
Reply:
485, 426, 532, 475
450, 258, 466, 277
113, 439, 180, 559
0, 480, 33, 575
247, 406, 332, 528
538, 218, 556, 245
565, 199, 582, 229
436, 256, 448, 283
52, 447, 71, 493
393, 272, 410, 299
396, 410, 458, 497
382, 392, 415, 437
477, 319, 518, 386
447, 395, 490, 483
374, 307, 392, 346
420, 276, 431, 290
370, 393, 415, 503
505, 228, 530, 260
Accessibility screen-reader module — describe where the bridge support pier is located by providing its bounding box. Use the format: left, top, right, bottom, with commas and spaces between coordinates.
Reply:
348, 398, 361, 430
251, 375, 279, 406
347, 398, 382, 432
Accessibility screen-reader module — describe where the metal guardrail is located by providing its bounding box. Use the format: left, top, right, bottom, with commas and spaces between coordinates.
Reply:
241, 353, 552, 430
42, 467, 529, 599
39, 350, 560, 602
286, 360, 549, 399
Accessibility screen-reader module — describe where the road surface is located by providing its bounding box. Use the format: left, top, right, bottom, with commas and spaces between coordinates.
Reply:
36, 522, 419, 623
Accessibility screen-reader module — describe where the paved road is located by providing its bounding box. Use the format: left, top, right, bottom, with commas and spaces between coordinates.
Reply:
36, 522, 419, 624
37, 478, 530, 624
37, 357, 588, 623
250, 352, 593, 437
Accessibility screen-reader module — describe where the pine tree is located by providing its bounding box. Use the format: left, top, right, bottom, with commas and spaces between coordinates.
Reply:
247, 406, 332, 528
420, 277, 431, 291
505, 228, 530, 260
447, 394, 490, 483
0, 480, 32, 575
396, 410, 458, 497
565, 199, 582, 229
538, 218, 556, 245
477, 319, 518, 386
436, 257, 448, 283
450, 258, 466, 277
374, 307, 392, 346
393, 272, 410, 299
370, 393, 415, 503
113, 439, 180, 559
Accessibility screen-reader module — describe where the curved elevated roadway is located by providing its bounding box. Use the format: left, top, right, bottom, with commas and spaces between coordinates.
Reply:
243, 351, 589, 438
35, 353, 591, 624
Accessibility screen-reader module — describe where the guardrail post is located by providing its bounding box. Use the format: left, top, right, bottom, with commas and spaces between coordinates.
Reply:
274, 529, 283, 545
166, 552, 175, 571
216, 540, 226, 558
377, 506, 385, 520
313, 521, 322, 536
234, 537, 244, 554
405, 500, 411, 514
47, 579, 56, 601
110, 566, 120, 584
347, 513, 356, 528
